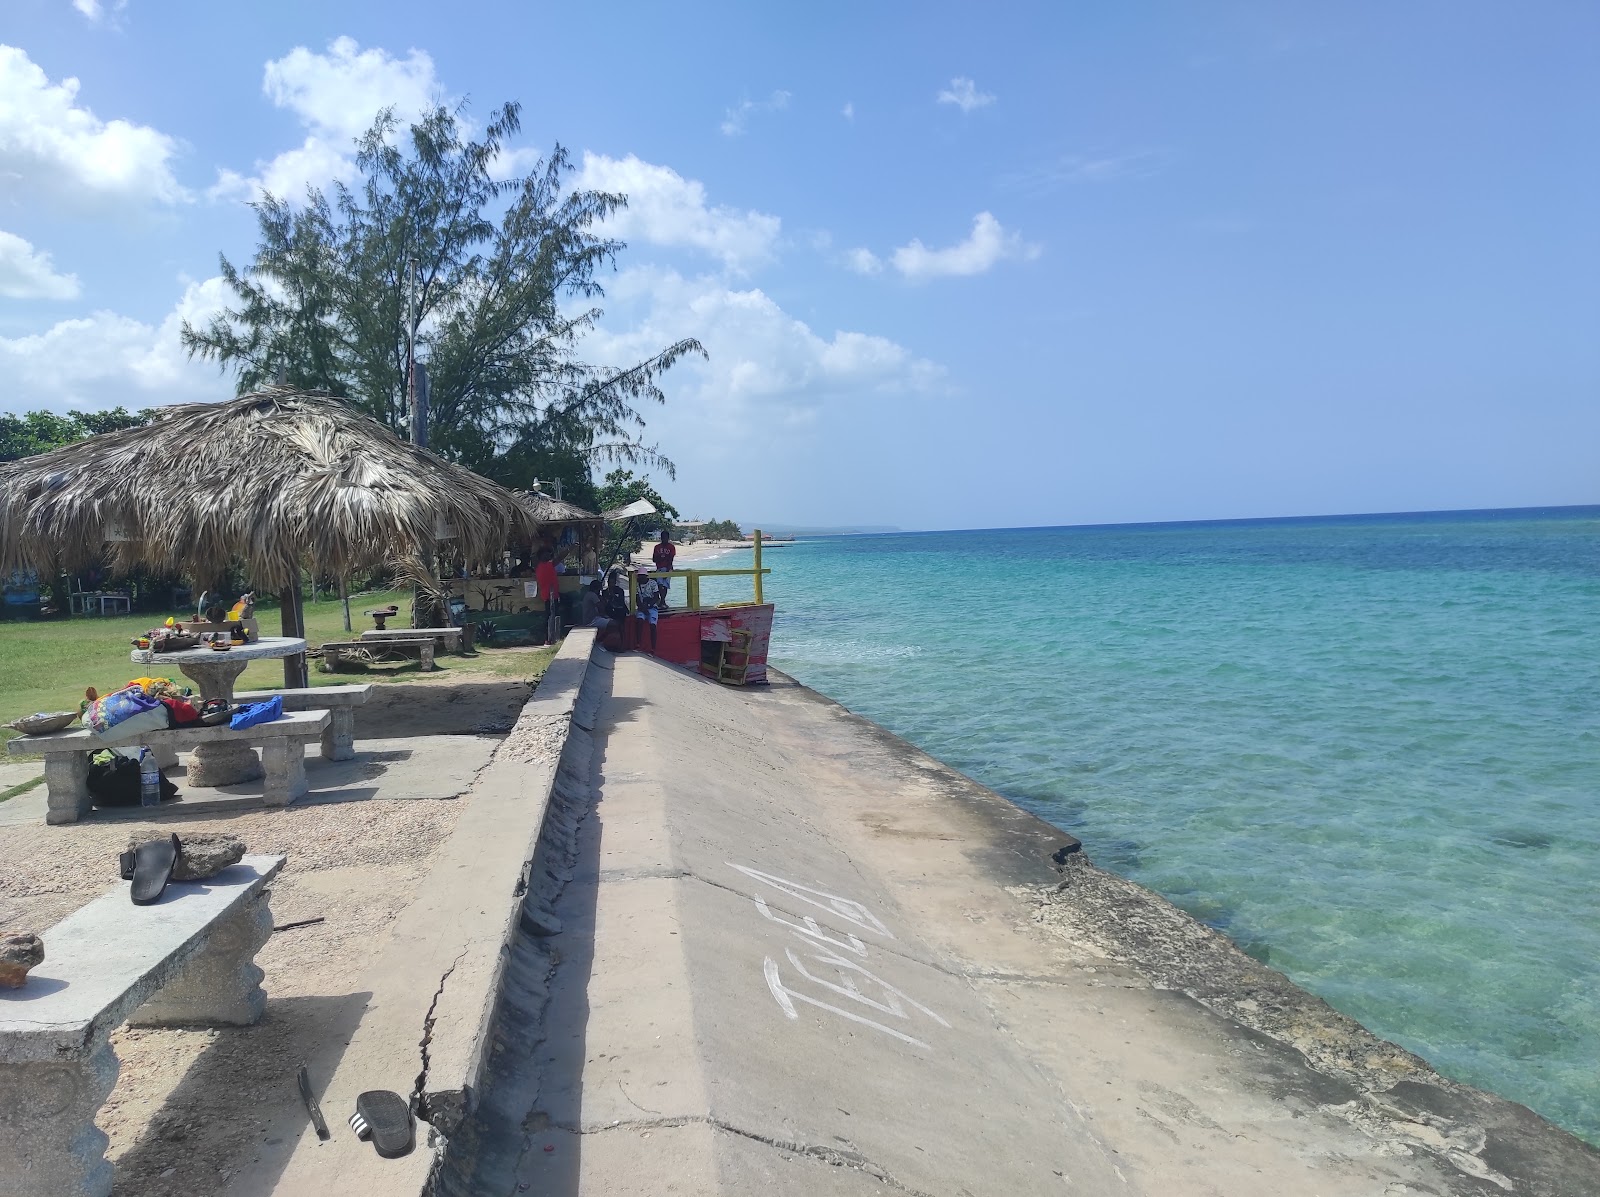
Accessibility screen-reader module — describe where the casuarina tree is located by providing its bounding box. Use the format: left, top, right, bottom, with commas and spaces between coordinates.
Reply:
182, 101, 703, 490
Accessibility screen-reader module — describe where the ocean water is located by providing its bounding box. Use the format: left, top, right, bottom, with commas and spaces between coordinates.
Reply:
699, 508, 1600, 1145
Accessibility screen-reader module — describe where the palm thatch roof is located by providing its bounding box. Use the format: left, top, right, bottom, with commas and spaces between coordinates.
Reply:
0, 387, 535, 591
515, 490, 604, 528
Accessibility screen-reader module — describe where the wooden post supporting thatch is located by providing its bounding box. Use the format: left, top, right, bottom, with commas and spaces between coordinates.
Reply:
280, 581, 308, 688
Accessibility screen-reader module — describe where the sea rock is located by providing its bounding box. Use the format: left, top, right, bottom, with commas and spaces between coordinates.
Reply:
126, 833, 245, 880
0, 932, 44, 988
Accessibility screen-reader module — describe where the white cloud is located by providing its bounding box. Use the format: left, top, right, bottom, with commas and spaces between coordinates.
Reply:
575, 153, 781, 273
890, 212, 1039, 280
844, 247, 882, 276
841, 102, 854, 121
0, 231, 80, 299
211, 37, 441, 201
71, 0, 127, 23
0, 45, 189, 208
936, 76, 995, 113
720, 89, 791, 136
586, 267, 942, 429
0, 276, 231, 410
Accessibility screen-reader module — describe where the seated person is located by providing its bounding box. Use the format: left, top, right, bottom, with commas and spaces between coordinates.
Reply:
598, 572, 630, 652
581, 578, 603, 626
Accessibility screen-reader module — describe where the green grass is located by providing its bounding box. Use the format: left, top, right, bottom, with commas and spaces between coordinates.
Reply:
0, 774, 44, 803
1, 589, 560, 739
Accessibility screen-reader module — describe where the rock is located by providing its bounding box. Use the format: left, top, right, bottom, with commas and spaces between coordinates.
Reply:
127, 833, 245, 880
0, 932, 44, 988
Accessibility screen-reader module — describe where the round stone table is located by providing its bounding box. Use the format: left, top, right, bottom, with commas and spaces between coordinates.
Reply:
129, 636, 307, 787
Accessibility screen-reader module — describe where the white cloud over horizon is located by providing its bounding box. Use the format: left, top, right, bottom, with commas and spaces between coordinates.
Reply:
936, 76, 994, 113
891, 211, 1039, 280
0, 231, 81, 300
0, 276, 230, 411
588, 266, 943, 434
575, 153, 781, 273
210, 36, 441, 201
0, 44, 189, 209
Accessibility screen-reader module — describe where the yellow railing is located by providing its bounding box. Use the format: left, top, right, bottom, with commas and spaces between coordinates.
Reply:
625, 529, 771, 614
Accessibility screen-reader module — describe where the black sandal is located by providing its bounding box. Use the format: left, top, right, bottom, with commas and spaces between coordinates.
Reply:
349, 1090, 413, 1158
122, 834, 180, 905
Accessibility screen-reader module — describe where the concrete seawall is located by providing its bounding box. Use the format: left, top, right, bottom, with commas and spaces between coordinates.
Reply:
436, 650, 1598, 1196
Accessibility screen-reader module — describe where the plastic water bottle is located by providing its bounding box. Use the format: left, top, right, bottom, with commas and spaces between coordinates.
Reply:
139, 748, 160, 808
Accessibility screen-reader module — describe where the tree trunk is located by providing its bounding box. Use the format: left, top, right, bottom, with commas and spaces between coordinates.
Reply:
340, 576, 351, 633
280, 576, 308, 689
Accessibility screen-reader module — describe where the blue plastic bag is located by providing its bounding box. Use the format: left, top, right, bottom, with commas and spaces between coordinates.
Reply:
230, 695, 283, 730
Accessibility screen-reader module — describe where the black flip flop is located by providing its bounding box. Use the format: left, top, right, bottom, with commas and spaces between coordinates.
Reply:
128, 834, 180, 905
349, 1090, 413, 1158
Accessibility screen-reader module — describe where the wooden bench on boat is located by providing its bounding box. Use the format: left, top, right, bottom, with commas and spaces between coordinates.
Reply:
0, 855, 284, 1197
234, 683, 372, 761
5, 712, 330, 825
321, 637, 437, 672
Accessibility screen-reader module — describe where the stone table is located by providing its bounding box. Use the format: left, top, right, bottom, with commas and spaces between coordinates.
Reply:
129, 636, 306, 786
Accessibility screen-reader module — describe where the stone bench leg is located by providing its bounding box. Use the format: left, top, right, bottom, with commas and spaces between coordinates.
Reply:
130, 892, 274, 1027
0, 1038, 119, 1197
420, 641, 436, 671
148, 742, 180, 771
261, 739, 309, 806
42, 752, 92, 826
321, 708, 356, 762
321, 647, 343, 673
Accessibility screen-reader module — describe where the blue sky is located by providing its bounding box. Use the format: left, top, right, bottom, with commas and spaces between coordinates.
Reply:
1, 2, 1596, 529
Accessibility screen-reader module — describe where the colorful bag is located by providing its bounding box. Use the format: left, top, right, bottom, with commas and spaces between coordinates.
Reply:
84, 685, 169, 738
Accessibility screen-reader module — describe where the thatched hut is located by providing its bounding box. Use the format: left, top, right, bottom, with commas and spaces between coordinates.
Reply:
0, 387, 535, 680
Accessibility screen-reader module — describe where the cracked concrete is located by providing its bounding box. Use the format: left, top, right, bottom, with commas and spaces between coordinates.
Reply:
446, 652, 1599, 1196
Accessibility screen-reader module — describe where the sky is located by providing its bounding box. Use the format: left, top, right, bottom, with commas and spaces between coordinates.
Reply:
1, 1, 1596, 530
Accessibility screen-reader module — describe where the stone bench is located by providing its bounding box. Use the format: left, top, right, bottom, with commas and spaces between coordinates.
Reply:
0, 854, 284, 1197
234, 683, 372, 761
5, 711, 330, 825
360, 625, 464, 653
321, 637, 436, 672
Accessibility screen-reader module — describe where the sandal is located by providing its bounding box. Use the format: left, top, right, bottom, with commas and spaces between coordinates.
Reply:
121, 834, 180, 905
349, 1090, 413, 1158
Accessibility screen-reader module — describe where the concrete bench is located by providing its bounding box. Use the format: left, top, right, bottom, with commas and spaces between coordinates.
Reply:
321, 637, 436, 672
234, 683, 372, 761
360, 625, 464, 653
0, 855, 284, 1197
6, 711, 331, 825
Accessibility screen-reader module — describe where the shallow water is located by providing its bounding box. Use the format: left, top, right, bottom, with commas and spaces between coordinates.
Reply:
700, 508, 1600, 1144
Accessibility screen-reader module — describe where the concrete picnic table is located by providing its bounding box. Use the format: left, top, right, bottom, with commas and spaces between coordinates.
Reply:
128, 636, 307, 787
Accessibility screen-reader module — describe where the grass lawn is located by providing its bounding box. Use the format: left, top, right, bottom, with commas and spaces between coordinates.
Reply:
1, 589, 559, 740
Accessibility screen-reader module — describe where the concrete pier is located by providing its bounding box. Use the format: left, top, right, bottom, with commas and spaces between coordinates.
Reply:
447, 651, 1600, 1196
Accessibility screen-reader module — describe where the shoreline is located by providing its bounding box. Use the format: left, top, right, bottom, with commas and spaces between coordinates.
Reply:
779, 666, 1600, 1189
446, 652, 1600, 1195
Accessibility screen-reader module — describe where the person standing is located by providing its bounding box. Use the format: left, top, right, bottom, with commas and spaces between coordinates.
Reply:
652, 528, 677, 605
534, 548, 559, 644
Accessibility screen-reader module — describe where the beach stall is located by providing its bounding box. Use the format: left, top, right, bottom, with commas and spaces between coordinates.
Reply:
0, 386, 534, 686
626, 530, 775, 684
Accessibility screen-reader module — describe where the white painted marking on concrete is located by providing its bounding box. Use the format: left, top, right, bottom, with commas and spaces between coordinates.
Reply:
763, 955, 932, 1049
752, 896, 869, 956
784, 947, 951, 1030
728, 863, 894, 939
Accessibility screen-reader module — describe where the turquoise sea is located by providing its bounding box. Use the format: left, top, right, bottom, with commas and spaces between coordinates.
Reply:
702, 508, 1600, 1145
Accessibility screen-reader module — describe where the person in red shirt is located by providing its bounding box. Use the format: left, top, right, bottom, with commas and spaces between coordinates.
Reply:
651, 529, 676, 606
534, 548, 559, 644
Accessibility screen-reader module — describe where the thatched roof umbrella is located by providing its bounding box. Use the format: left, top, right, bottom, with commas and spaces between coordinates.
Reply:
0, 387, 534, 682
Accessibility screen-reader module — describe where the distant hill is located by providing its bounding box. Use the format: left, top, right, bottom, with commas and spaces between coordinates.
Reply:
750, 523, 902, 537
